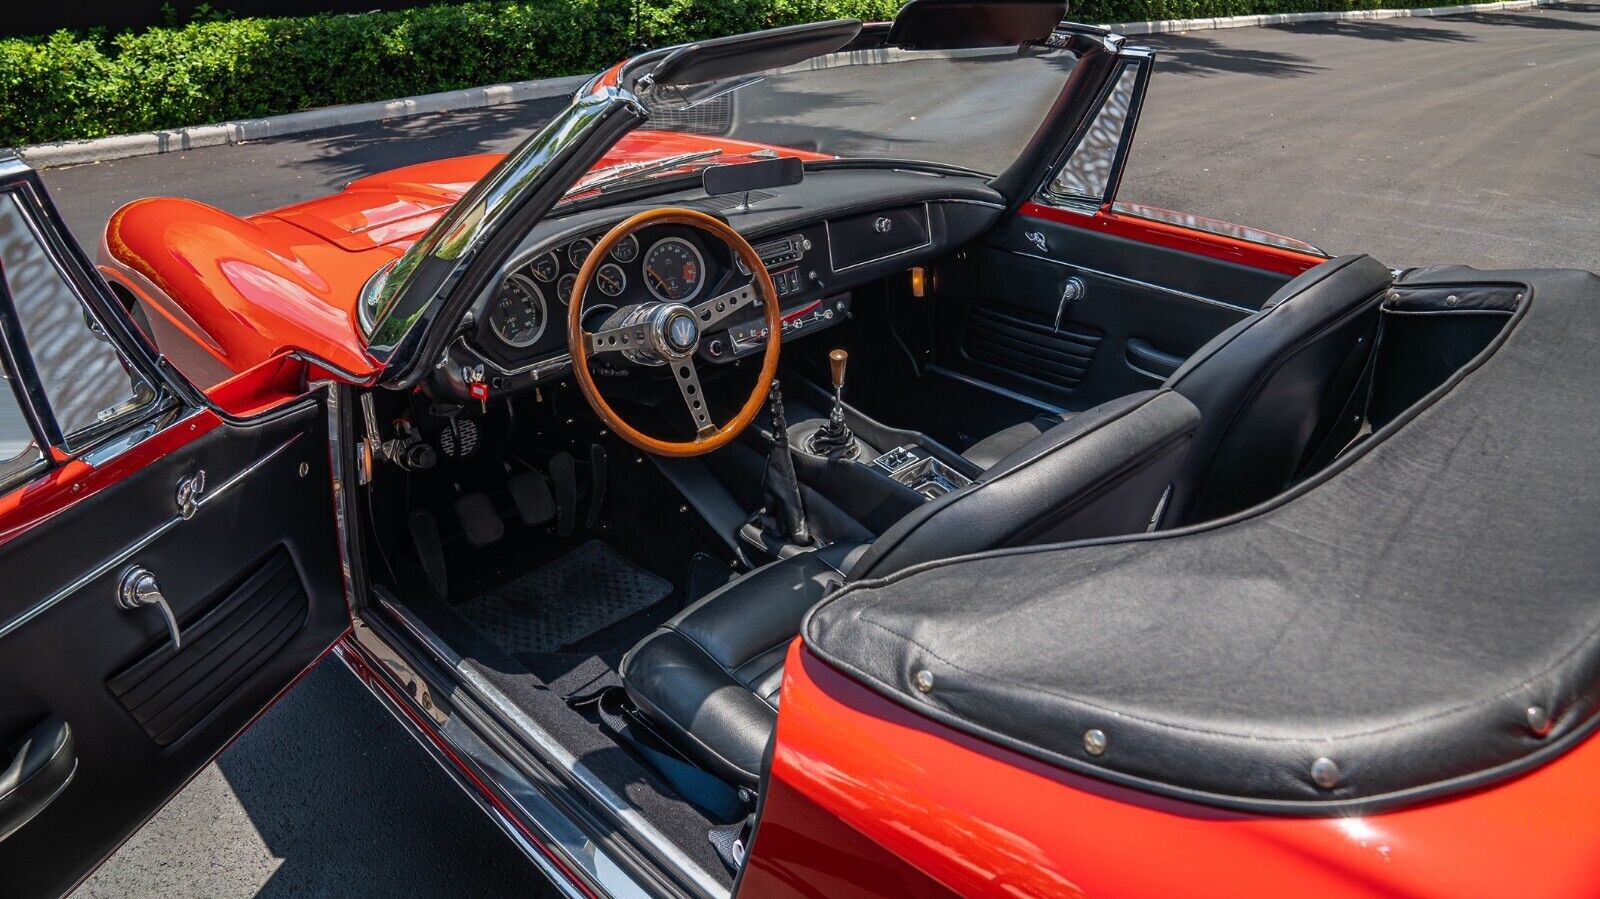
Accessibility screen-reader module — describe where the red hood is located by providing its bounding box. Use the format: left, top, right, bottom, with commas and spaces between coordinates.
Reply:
101, 132, 826, 387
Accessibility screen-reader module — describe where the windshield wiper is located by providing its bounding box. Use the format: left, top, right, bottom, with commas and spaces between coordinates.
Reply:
563, 149, 724, 199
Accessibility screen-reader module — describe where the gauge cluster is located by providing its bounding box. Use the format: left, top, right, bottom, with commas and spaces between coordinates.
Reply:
475, 224, 730, 372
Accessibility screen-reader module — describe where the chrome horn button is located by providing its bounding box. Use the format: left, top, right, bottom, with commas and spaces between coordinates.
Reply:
653, 304, 701, 358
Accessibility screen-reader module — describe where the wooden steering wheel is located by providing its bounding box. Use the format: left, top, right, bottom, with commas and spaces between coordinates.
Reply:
566, 207, 782, 457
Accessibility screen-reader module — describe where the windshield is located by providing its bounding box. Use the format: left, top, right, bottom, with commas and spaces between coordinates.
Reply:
634, 44, 1080, 178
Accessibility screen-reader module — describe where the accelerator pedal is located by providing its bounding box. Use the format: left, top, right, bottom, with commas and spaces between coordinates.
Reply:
453, 493, 504, 548
550, 452, 577, 538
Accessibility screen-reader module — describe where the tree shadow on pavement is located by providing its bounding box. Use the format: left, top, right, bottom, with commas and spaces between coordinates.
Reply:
1269, 19, 1476, 42
1141, 33, 1322, 77
1454, 5, 1600, 29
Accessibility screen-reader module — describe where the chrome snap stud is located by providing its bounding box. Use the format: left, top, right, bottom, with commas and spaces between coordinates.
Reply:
1527, 705, 1553, 736
1311, 757, 1341, 789
1083, 728, 1108, 757
912, 670, 935, 693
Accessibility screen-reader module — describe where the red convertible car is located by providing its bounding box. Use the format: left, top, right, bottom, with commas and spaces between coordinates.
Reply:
3, 2, 1598, 896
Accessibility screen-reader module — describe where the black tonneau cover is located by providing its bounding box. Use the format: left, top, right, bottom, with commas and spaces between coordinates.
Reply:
806, 265, 1600, 812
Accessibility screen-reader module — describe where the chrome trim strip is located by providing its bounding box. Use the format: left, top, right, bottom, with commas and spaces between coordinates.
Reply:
1003, 248, 1257, 315
825, 201, 935, 274
0, 431, 303, 641
926, 364, 1069, 415
334, 643, 595, 899
378, 595, 726, 899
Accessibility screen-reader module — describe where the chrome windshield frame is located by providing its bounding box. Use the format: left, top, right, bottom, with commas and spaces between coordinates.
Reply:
363, 86, 648, 387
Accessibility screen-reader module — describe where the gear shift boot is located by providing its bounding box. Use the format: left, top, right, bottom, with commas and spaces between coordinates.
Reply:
805, 348, 860, 459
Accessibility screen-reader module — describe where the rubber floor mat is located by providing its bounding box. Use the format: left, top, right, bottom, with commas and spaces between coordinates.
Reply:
459, 540, 673, 655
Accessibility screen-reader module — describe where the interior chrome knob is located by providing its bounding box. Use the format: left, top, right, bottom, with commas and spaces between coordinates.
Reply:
118, 567, 182, 651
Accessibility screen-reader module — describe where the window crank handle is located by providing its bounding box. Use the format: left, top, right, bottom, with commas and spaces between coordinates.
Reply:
118, 567, 182, 651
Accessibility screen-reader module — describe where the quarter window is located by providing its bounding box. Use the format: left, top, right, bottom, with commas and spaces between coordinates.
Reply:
1046, 63, 1142, 207
0, 191, 156, 446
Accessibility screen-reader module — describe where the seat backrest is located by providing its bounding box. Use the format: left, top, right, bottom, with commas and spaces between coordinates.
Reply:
848, 389, 1200, 580
1160, 254, 1393, 525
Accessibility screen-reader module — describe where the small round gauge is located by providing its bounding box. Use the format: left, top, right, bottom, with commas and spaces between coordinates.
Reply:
528, 251, 559, 283
489, 274, 548, 348
595, 263, 627, 298
567, 236, 596, 269
557, 273, 577, 305
610, 233, 640, 264
643, 237, 706, 302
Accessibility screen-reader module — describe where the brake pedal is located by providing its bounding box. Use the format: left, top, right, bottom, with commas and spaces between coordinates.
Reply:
584, 444, 608, 529
550, 452, 577, 538
407, 509, 449, 599
509, 470, 556, 526
453, 492, 504, 548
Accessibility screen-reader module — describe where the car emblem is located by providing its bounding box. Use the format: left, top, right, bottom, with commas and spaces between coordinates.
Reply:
874, 216, 893, 234
667, 314, 699, 352
1025, 230, 1049, 253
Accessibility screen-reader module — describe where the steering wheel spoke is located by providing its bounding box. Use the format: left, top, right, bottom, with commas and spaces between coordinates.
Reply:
586, 321, 649, 356
691, 284, 759, 331
671, 358, 716, 437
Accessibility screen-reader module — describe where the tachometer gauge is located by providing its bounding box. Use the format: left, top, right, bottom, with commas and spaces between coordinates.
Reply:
528, 252, 559, 283
610, 233, 640, 263
489, 274, 548, 348
596, 263, 627, 298
643, 237, 706, 302
567, 237, 595, 269
557, 273, 577, 305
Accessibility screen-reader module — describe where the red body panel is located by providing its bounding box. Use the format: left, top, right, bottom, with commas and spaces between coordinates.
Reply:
1019, 200, 1325, 277
743, 644, 1600, 899
99, 133, 828, 395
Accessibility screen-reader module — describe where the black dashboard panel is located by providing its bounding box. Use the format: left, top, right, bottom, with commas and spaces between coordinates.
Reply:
438, 167, 1004, 404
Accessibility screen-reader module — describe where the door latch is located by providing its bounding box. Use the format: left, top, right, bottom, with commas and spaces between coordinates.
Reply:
118, 567, 182, 652
175, 470, 206, 520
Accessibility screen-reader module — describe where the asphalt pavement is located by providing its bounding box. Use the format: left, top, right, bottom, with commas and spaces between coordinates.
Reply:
31, 4, 1600, 896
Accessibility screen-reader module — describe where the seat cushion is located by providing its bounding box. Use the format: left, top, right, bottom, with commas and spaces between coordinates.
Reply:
619, 541, 866, 787
960, 411, 1067, 469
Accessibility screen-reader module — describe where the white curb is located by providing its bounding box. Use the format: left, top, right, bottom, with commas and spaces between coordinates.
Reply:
20, 74, 591, 170
1111, 0, 1549, 35
16, 0, 1556, 169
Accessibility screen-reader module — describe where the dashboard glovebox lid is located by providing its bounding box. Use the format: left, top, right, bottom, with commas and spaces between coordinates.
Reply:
805, 265, 1600, 814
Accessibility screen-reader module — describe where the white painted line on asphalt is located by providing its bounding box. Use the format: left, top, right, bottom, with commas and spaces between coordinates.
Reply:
15, 0, 1555, 170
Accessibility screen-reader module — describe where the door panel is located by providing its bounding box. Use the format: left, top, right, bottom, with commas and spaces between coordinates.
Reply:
935, 213, 1293, 411
0, 400, 346, 897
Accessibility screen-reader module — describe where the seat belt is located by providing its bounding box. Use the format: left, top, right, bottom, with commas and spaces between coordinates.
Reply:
572, 688, 748, 822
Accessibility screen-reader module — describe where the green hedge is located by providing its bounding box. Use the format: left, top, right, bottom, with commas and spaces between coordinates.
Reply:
0, 0, 1427, 147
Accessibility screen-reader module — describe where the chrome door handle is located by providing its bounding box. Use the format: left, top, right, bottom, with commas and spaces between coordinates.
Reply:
118, 567, 182, 651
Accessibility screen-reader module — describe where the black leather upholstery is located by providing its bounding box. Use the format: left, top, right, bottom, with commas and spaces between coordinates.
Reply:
620, 541, 867, 787
621, 390, 1200, 787
959, 411, 1067, 470
1161, 254, 1392, 524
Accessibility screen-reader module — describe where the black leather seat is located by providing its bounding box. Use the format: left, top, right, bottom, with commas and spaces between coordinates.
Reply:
1160, 254, 1392, 524
621, 389, 1201, 787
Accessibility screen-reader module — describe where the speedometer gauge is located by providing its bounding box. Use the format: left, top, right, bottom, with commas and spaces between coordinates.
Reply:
490, 274, 548, 348
643, 237, 706, 302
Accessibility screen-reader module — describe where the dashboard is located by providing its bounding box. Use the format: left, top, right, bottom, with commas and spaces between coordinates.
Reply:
436, 167, 1006, 404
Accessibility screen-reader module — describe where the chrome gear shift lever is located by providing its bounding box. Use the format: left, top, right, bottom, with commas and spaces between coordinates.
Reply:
806, 348, 859, 459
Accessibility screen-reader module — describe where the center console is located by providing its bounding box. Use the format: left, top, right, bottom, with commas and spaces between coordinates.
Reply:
870, 444, 974, 500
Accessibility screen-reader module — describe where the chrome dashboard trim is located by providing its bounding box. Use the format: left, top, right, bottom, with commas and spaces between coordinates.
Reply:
824, 201, 934, 274
377, 594, 727, 899
0, 429, 303, 641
